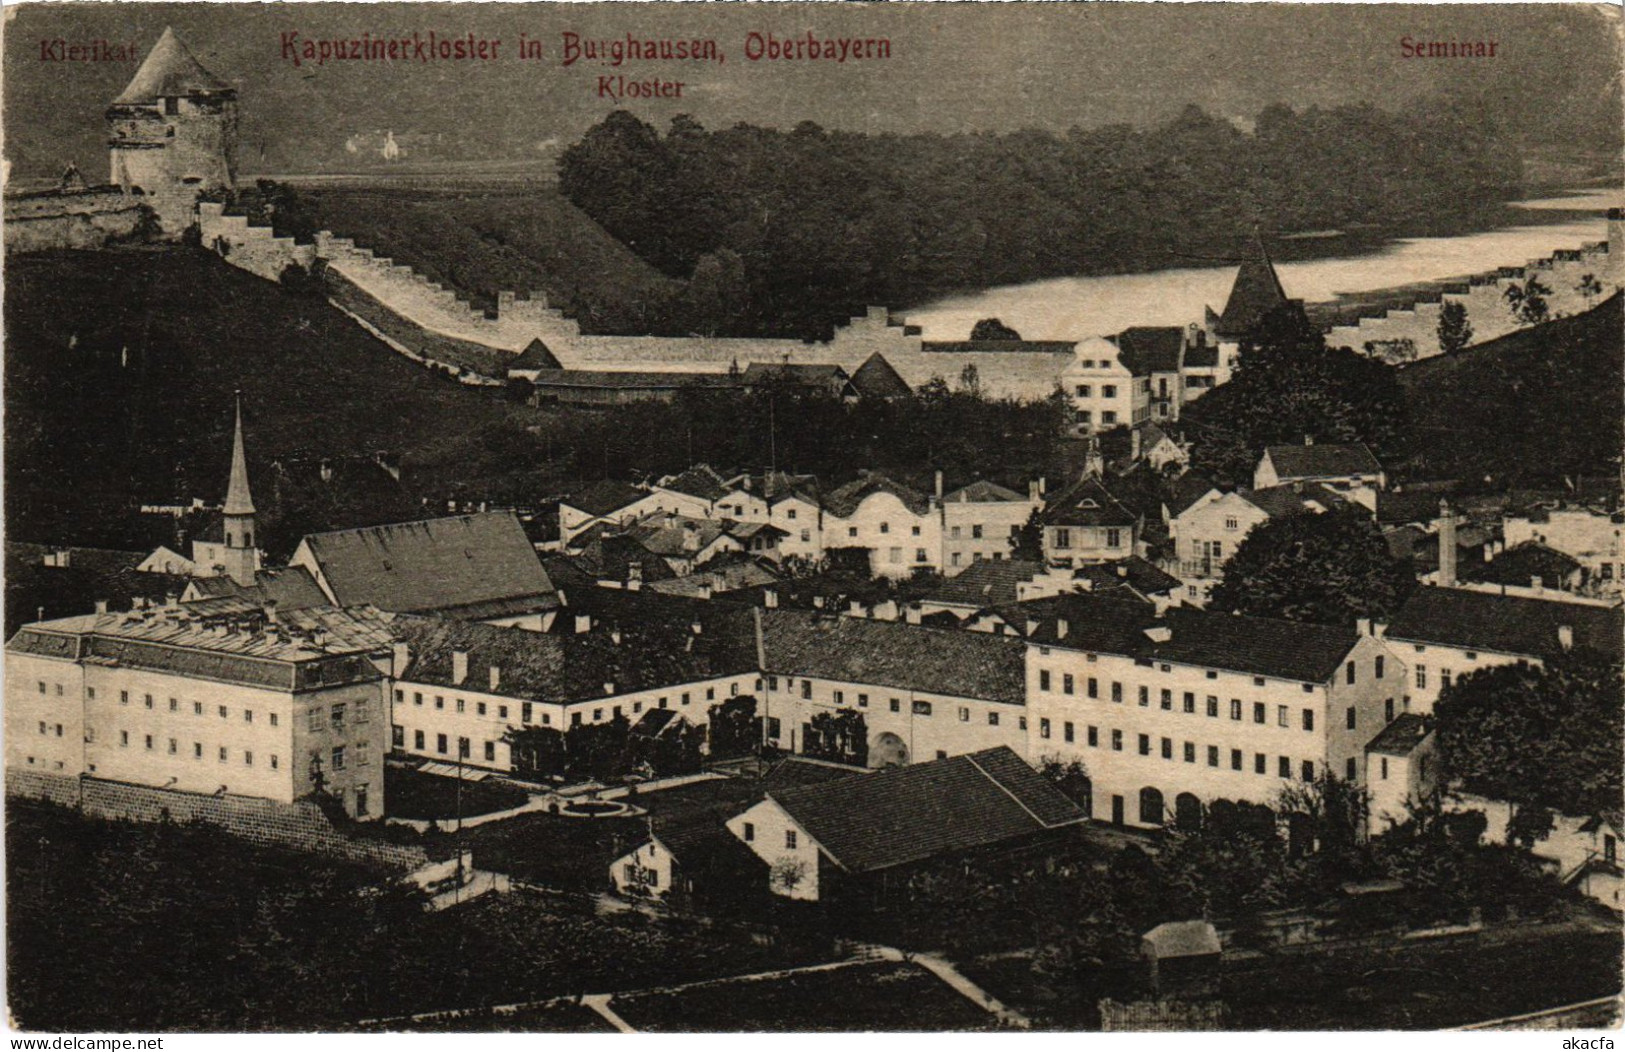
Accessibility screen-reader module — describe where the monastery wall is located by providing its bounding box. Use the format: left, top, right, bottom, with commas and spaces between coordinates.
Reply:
199, 203, 317, 283
3, 188, 150, 254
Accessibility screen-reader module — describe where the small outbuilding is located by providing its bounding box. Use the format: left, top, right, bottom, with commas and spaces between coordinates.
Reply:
1141, 920, 1222, 997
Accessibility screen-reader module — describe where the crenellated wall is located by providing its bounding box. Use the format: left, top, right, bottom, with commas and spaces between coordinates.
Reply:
1321, 232, 1617, 359
199, 202, 317, 282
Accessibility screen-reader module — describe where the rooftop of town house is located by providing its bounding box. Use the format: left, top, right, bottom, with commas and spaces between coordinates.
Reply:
823, 473, 933, 519
562, 479, 647, 518
1261, 441, 1383, 480
1382, 585, 1624, 662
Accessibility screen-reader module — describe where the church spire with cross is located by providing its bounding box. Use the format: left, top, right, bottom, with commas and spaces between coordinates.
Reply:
219, 392, 260, 586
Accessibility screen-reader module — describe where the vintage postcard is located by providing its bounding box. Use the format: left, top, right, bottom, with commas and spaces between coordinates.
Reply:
2, 0, 1622, 1037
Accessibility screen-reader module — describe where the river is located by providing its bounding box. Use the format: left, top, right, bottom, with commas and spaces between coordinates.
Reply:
905, 191, 1620, 341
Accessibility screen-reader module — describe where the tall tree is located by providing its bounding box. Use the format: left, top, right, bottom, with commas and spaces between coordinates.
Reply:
1503, 275, 1553, 327
1436, 299, 1474, 356
1207, 506, 1416, 624
1434, 650, 1623, 817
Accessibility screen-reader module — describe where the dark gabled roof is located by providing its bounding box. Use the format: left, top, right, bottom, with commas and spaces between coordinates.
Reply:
648, 560, 780, 599
1041, 477, 1138, 528
849, 353, 915, 400
112, 28, 232, 106
392, 608, 758, 704
575, 533, 679, 585
1164, 474, 1223, 518
920, 341, 1078, 355
766, 746, 1085, 873
653, 815, 768, 883
740, 363, 849, 386
943, 479, 1028, 504
1262, 443, 1383, 481
1074, 556, 1181, 596
1025, 593, 1361, 683
298, 512, 554, 614
623, 514, 733, 559
1464, 543, 1583, 588
758, 608, 1026, 705
1113, 327, 1185, 375
1377, 488, 1458, 526
1383, 586, 1624, 662
658, 464, 733, 502
509, 339, 563, 371
184, 566, 328, 611
824, 474, 932, 518
562, 480, 646, 518
926, 559, 1045, 609
1214, 250, 1289, 340
1183, 338, 1220, 368
1238, 483, 1348, 518
1366, 713, 1432, 757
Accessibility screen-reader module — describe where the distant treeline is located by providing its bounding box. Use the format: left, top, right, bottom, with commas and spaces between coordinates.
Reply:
559, 103, 1524, 338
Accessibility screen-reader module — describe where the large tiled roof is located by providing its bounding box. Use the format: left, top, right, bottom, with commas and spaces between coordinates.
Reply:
1383, 586, 1624, 662
1214, 251, 1289, 340
298, 512, 554, 614
1238, 483, 1348, 518
528, 370, 738, 390
392, 607, 758, 704
824, 474, 932, 518
920, 340, 1078, 355
1074, 556, 1181, 596
112, 28, 232, 106
1113, 327, 1185, 375
766, 746, 1085, 873
623, 513, 733, 558
926, 559, 1044, 609
1025, 594, 1361, 683
562, 480, 646, 518
1164, 475, 1222, 518
7, 604, 393, 691
1041, 477, 1138, 528
1366, 713, 1432, 757
740, 363, 849, 386
1263, 442, 1383, 481
758, 609, 1026, 704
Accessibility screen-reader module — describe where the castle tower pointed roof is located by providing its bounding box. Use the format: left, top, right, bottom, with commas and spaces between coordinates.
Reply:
113, 27, 232, 106
1214, 236, 1289, 340
224, 394, 255, 517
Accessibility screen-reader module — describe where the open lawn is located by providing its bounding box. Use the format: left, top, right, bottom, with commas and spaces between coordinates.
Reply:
384, 765, 531, 821
611, 961, 1000, 1032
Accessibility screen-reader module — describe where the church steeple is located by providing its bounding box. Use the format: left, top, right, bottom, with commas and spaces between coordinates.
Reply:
219, 392, 260, 586
224, 392, 255, 516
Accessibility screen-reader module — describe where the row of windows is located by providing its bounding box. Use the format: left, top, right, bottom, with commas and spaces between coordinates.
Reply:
111, 689, 292, 727
104, 729, 300, 770
739, 822, 796, 850
1050, 527, 1125, 550
1036, 674, 1324, 731
1040, 718, 1317, 781
781, 679, 1027, 727
395, 726, 497, 763
308, 700, 369, 732
394, 684, 744, 725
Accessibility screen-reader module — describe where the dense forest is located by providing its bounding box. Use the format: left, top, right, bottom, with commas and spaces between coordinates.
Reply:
559, 101, 1524, 337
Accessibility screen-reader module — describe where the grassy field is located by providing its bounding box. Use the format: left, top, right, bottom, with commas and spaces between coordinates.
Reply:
298, 187, 681, 332
383, 765, 531, 821
610, 961, 1000, 1032
1397, 292, 1622, 488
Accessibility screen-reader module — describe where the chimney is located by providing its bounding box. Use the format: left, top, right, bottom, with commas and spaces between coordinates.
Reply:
690, 620, 703, 636
452, 650, 469, 685
1356, 617, 1372, 637
489, 665, 501, 691
813, 595, 826, 610
94, 599, 108, 615
1144, 624, 1172, 644
610, 627, 623, 645
1437, 500, 1458, 588
1558, 624, 1574, 651
935, 470, 944, 500
1304, 435, 1314, 446
262, 599, 279, 624
604, 682, 616, 696
682, 523, 700, 552
1028, 479, 1042, 503
904, 605, 922, 625
1530, 576, 1543, 594
764, 588, 780, 609
1131, 427, 1142, 462
319, 460, 333, 483
575, 614, 592, 634
1056, 618, 1069, 639
699, 583, 714, 601
392, 642, 410, 672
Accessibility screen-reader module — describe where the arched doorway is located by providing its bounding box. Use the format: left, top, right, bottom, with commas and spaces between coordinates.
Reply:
1175, 792, 1203, 832
870, 732, 909, 768
1139, 786, 1165, 826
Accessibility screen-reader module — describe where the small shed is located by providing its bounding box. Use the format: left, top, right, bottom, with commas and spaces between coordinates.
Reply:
1141, 920, 1222, 997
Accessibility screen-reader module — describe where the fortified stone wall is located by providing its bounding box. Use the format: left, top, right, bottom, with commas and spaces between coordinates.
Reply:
3, 189, 150, 254
1322, 234, 1617, 358
6, 767, 429, 871
199, 202, 317, 282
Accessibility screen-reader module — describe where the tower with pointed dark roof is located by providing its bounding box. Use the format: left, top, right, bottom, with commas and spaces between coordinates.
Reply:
219, 394, 261, 587
1212, 238, 1289, 343
105, 27, 237, 236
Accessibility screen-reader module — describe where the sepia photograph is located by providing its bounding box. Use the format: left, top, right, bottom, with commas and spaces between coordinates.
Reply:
1, 0, 1622, 1036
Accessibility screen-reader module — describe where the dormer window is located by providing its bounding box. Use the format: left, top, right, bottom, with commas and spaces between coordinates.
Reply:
1078, 498, 1098, 509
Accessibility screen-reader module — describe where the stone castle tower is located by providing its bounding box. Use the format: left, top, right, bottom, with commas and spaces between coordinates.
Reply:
106, 27, 237, 237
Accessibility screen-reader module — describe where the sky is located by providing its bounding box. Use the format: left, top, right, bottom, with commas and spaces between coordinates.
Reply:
4, 2, 1620, 177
